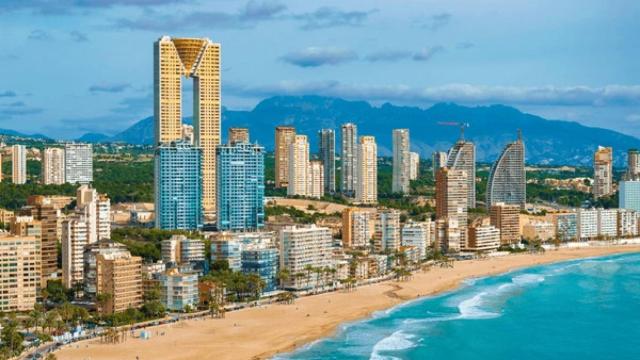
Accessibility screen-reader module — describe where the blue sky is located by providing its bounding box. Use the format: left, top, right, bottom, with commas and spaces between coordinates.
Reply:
1, 0, 639, 139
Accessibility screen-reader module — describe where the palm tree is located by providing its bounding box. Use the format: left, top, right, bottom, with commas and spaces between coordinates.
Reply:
276, 269, 290, 289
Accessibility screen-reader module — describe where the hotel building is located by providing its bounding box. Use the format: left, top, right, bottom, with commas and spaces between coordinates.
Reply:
446, 140, 476, 208
486, 133, 526, 209
466, 224, 500, 252
356, 136, 377, 204
159, 269, 199, 311
436, 168, 468, 246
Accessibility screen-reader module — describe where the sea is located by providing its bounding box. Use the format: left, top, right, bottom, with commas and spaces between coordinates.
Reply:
275, 252, 640, 360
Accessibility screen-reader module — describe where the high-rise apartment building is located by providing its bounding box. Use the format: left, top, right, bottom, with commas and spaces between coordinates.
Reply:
288, 135, 309, 197
64, 143, 93, 184
341, 123, 358, 196
211, 237, 242, 271
279, 225, 332, 290
486, 133, 526, 209
356, 136, 377, 204
162, 234, 206, 265
401, 221, 431, 259
61, 217, 89, 289
83, 241, 129, 299
181, 124, 194, 144
96, 251, 143, 314
373, 210, 401, 252
155, 141, 203, 230
619, 180, 640, 211
228, 127, 249, 145
241, 246, 279, 292
489, 203, 520, 245
552, 212, 578, 242
627, 149, 640, 180
466, 224, 500, 252
216, 142, 265, 231
10, 216, 42, 239
154, 36, 221, 222
392, 129, 411, 193
12, 144, 26, 184
275, 126, 296, 188
307, 160, 324, 199
43, 147, 65, 185
436, 168, 468, 247
342, 208, 374, 248
0, 234, 41, 312
446, 140, 476, 208
21, 196, 62, 285
76, 185, 111, 243
434, 217, 461, 253
432, 151, 448, 177
593, 146, 613, 198
409, 152, 420, 180
318, 129, 336, 193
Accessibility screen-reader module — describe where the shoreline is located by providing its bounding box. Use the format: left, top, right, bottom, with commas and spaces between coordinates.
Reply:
56, 245, 640, 360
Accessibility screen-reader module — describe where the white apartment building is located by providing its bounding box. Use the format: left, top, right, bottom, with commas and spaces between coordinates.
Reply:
466, 224, 500, 252
392, 129, 411, 193
279, 225, 332, 290
374, 210, 401, 252
598, 209, 618, 238
617, 209, 639, 237
401, 221, 431, 260
65, 143, 93, 184
356, 136, 377, 204
307, 160, 324, 199
12, 144, 27, 184
577, 209, 598, 240
43, 147, 65, 185
62, 217, 89, 288
409, 152, 420, 180
288, 135, 309, 197
342, 208, 374, 248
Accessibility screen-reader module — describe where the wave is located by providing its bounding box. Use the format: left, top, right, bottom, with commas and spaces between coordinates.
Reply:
370, 331, 416, 360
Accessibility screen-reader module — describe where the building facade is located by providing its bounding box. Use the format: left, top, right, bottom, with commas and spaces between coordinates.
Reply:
275, 126, 296, 188
279, 225, 332, 290
446, 141, 476, 208
228, 127, 249, 145
341, 123, 358, 196
373, 210, 401, 252
216, 142, 265, 231
401, 221, 431, 259
356, 136, 377, 204
21, 196, 61, 285
553, 212, 578, 242
318, 129, 336, 193
619, 180, 640, 211
466, 225, 500, 252
593, 146, 613, 198
307, 160, 324, 199
490, 203, 521, 245
43, 147, 65, 185
432, 151, 448, 178
64, 143, 93, 184
486, 134, 526, 209
61, 217, 89, 289
241, 246, 279, 292
342, 208, 374, 248
12, 144, 27, 184
392, 129, 411, 193
436, 168, 468, 247
0, 234, 40, 312
288, 135, 309, 196
155, 141, 203, 230
409, 152, 420, 180
159, 269, 199, 311
96, 252, 143, 314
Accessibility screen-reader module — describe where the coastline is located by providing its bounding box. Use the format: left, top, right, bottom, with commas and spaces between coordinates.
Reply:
56, 245, 640, 360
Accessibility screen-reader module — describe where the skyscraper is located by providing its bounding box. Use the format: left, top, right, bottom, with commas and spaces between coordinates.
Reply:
12, 144, 26, 184
154, 36, 221, 221
318, 129, 336, 193
341, 123, 358, 196
432, 151, 448, 177
436, 167, 468, 247
356, 136, 377, 204
228, 127, 249, 145
64, 143, 93, 184
307, 160, 325, 199
288, 135, 309, 196
43, 147, 65, 185
409, 152, 420, 180
155, 141, 203, 230
593, 146, 613, 198
216, 142, 265, 231
627, 149, 640, 180
486, 133, 526, 209
275, 126, 296, 188
446, 140, 476, 208
392, 129, 411, 193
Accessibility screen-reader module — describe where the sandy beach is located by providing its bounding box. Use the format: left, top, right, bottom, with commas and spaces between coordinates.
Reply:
56, 245, 640, 360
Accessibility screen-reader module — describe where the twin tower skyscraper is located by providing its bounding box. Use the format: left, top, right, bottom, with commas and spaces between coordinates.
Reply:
154, 36, 221, 226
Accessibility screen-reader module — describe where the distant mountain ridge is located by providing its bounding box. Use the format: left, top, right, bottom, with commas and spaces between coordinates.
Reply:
78, 96, 640, 166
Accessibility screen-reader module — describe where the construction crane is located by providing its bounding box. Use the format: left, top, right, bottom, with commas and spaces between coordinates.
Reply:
437, 121, 470, 140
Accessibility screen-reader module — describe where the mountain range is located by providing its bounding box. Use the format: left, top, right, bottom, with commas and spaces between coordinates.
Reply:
79, 96, 638, 166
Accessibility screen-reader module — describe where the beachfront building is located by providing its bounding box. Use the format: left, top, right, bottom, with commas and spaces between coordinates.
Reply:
409, 152, 420, 180
83, 241, 129, 299
598, 209, 618, 238
155, 141, 203, 230
553, 212, 578, 242
356, 136, 377, 204
318, 129, 336, 193
435, 217, 461, 253
95, 251, 143, 314
275, 126, 296, 188
490, 203, 521, 245
342, 208, 374, 248
486, 133, 526, 210
446, 139, 476, 208
61, 217, 89, 289
279, 225, 333, 290
341, 123, 358, 196
216, 142, 265, 231
288, 135, 310, 197
401, 221, 431, 259
162, 235, 206, 266
466, 224, 500, 252
374, 210, 401, 253
159, 269, 199, 311
307, 160, 325, 199
43, 147, 65, 185
228, 127, 249, 145
0, 234, 41, 312
617, 209, 639, 237
211, 237, 242, 271
12, 144, 27, 184
593, 146, 614, 198
577, 209, 599, 240
20, 196, 62, 285
522, 221, 554, 242
76, 185, 111, 243
432, 151, 448, 177
436, 167, 468, 246
619, 180, 640, 211
64, 143, 93, 184
392, 129, 411, 193
241, 246, 279, 292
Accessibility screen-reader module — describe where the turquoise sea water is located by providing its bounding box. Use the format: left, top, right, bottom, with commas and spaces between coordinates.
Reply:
276, 253, 640, 360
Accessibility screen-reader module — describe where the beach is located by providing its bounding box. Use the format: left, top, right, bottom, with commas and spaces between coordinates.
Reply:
56, 245, 640, 360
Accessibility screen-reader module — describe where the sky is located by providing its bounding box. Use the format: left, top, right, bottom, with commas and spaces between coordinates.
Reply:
0, 0, 639, 139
